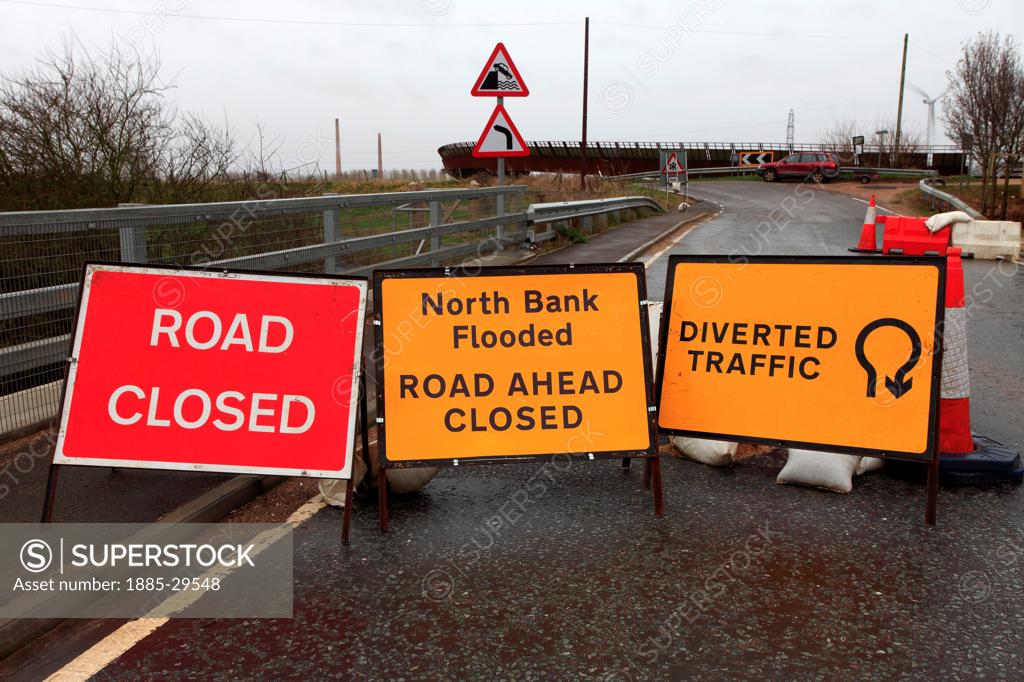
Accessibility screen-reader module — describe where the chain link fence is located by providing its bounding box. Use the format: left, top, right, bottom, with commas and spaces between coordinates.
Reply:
0, 186, 531, 437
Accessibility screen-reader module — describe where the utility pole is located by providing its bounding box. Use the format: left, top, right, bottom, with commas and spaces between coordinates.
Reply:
377, 132, 383, 180
496, 94, 505, 222
579, 16, 589, 192
334, 118, 341, 178
893, 33, 908, 166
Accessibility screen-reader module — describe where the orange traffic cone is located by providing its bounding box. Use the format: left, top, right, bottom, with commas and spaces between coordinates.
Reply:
937, 247, 1022, 484
849, 195, 880, 253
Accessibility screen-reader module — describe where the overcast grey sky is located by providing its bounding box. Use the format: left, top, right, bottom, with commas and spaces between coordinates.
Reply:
2, 0, 1021, 170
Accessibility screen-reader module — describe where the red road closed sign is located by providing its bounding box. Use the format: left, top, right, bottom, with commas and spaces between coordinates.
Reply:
54, 264, 367, 478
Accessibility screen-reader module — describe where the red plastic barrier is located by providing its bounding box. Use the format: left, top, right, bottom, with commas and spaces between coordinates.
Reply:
881, 216, 951, 256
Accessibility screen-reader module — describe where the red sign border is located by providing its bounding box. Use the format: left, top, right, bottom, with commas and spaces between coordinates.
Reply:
472, 103, 531, 158
470, 42, 530, 97
52, 262, 368, 479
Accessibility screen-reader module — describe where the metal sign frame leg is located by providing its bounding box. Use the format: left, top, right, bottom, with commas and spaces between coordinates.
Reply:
924, 315, 944, 526
924, 361, 942, 526
341, 477, 354, 545
925, 453, 939, 525
640, 455, 664, 516
344, 363, 372, 546
651, 457, 664, 517
40, 460, 61, 523
378, 469, 389, 533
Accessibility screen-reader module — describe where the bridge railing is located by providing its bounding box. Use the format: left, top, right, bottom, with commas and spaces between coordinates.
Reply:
0, 187, 662, 436
439, 140, 966, 157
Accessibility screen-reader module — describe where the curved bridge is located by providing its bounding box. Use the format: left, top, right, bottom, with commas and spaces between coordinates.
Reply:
438, 140, 966, 177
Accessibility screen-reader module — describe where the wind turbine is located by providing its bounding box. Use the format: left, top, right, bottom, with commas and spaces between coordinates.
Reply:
909, 84, 947, 148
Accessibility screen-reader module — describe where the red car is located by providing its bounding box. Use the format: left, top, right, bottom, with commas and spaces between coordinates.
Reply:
760, 152, 841, 183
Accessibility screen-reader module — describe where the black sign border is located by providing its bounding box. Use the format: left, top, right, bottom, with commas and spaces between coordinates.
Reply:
373, 263, 660, 469
655, 254, 946, 462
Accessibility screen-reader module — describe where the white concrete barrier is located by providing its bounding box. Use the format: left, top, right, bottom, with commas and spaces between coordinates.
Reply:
952, 220, 1021, 260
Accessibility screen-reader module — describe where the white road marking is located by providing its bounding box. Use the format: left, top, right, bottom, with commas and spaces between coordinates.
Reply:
45, 439, 376, 681
849, 195, 899, 215
641, 201, 721, 269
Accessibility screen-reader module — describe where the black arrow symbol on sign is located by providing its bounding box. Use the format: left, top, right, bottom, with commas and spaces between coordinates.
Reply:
854, 318, 922, 399
493, 125, 513, 150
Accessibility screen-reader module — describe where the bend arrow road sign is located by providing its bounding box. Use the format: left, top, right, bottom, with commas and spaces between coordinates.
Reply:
54, 263, 367, 478
738, 151, 773, 166
471, 42, 529, 97
656, 255, 945, 460
472, 103, 530, 158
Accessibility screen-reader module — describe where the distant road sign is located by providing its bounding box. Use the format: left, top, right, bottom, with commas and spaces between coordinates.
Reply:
55, 264, 367, 478
374, 265, 657, 467
472, 103, 530, 157
852, 135, 865, 146
657, 255, 945, 460
471, 42, 529, 97
662, 152, 684, 175
738, 151, 773, 166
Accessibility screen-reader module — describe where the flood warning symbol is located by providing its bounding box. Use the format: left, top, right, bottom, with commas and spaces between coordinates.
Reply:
482, 61, 520, 92
471, 43, 530, 97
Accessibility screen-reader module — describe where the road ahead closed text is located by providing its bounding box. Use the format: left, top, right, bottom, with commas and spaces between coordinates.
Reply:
376, 267, 656, 463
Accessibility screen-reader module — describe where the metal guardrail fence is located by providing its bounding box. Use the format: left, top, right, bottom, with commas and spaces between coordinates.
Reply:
600, 167, 761, 181
0, 187, 661, 436
918, 179, 983, 219
528, 196, 663, 224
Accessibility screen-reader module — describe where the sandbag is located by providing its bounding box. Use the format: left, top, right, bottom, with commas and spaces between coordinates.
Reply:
318, 454, 368, 507
319, 452, 439, 505
777, 449, 861, 493
385, 467, 441, 494
670, 436, 737, 467
856, 456, 884, 476
924, 210, 972, 233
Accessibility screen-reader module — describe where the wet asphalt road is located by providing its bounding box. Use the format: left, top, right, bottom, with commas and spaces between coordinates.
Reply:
647, 180, 1023, 454
9, 180, 1024, 680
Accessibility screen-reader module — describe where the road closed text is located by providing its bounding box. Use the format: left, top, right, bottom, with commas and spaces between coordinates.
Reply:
399, 369, 624, 433
376, 267, 657, 463
105, 309, 314, 434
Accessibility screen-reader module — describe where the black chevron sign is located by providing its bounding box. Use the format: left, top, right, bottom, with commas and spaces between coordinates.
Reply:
738, 151, 774, 166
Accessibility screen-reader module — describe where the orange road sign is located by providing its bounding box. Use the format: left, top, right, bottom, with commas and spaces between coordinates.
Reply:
656, 255, 945, 460
374, 264, 658, 466
738, 151, 773, 166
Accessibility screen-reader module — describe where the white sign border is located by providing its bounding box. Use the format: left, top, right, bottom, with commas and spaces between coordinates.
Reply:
53, 263, 367, 479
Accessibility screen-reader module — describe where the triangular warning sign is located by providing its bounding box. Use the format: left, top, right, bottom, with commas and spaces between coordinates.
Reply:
471, 42, 529, 97
473, 104, 530, 157
662, 153, 684, 174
